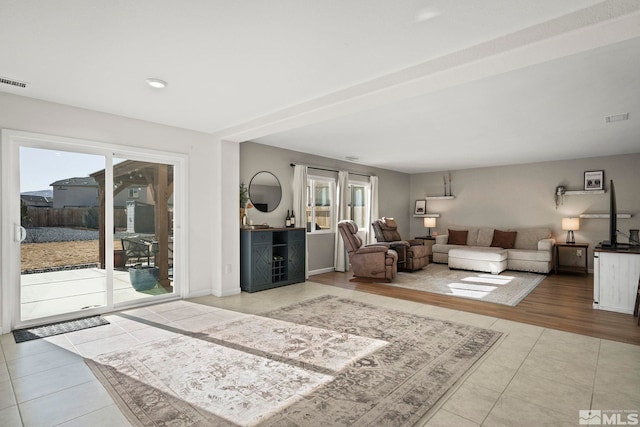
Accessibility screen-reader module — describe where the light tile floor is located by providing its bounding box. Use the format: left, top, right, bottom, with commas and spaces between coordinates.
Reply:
1, 281, 639, 426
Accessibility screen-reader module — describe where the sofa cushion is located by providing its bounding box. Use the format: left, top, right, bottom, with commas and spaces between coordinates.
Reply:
507, 249, 552, 262
432, 244, 458, 254
476, 228, 494, 247
449, 247, 508, 262
448, 229, 468, 245
435, 235, 448, 245
491, 230, 518, 249
512, 227, 552, 250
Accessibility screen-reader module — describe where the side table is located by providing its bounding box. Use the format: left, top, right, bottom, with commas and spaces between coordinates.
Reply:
554, 242, 589, 275
414, 236, 436, 262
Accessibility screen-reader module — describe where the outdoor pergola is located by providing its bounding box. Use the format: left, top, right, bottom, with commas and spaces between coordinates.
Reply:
91, 160, 173, 289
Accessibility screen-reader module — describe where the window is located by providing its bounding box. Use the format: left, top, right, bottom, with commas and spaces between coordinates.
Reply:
128, 187, 140, 199
348, 183, 369, 230
306, 177, 335, 233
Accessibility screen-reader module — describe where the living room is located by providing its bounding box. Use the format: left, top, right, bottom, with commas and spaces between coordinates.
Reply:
241, 142, 640, 276
1, 1, 640, 426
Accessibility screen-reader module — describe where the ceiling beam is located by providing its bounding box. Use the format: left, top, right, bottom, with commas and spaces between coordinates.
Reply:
214, 2, 640, 144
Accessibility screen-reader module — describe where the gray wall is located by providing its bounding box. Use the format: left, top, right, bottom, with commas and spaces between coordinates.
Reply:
240, 142, 410, 273
409, 154, 640, 270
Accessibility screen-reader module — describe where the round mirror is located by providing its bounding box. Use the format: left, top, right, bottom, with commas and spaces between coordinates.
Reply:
248, 171, 282, 213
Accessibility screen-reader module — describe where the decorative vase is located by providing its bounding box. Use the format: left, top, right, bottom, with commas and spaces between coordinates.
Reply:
239, 208, 245, 225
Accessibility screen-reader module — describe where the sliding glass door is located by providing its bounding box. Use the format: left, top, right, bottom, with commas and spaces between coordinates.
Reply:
111, 157, 175, 305
2, 131, 184, 329
19, 147, 108, 321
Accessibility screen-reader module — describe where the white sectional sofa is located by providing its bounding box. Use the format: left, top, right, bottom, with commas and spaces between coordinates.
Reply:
432, 226, 555, 274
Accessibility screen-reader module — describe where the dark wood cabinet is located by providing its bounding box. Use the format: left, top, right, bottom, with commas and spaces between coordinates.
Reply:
240, 228, 306, 292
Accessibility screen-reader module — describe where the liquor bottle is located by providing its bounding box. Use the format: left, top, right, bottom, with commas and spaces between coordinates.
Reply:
285, 210, 291, 227
290, 210, 296, 227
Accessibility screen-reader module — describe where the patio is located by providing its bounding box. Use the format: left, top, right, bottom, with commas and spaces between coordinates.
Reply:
21, 267, 171, 321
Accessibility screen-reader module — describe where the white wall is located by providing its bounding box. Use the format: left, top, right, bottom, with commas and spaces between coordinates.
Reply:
0, 93, 227, 331
410, 154, 640, 269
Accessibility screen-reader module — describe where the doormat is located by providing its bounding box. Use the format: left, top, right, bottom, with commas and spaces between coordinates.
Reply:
13, 315, 110, 343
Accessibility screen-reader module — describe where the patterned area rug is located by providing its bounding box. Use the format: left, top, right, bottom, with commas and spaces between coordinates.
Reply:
86, 296, 501, 426
391, 263, 546, 306
13, 315, 109, 343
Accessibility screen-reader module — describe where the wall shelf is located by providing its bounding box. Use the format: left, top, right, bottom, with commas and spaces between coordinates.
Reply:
425, 196, 455, 200
413, 213, 440, 218
579, 213, 632, 219
564, 190, 606, 196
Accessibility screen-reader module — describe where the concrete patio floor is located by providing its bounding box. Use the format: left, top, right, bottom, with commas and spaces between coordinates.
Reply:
20, 268, 172, 322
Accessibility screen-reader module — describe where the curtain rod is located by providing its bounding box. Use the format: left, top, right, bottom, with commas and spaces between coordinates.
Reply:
289, 163, 372, 178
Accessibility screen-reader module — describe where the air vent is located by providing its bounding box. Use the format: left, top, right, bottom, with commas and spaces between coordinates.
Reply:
0, 76, 29, 88
605, 113, 629, 123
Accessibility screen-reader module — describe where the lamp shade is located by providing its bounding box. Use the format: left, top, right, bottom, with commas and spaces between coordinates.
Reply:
423, 217, 436, 228
562, 217, 580, 231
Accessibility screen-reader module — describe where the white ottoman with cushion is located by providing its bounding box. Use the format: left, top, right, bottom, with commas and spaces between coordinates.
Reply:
448, 247, 508, 275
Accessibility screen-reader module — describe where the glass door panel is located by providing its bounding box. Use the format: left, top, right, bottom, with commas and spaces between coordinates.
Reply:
112, 157, 175, 305
19, 147, 107, 321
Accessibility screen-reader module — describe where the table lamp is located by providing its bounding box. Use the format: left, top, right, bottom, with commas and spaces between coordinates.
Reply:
423, 217, 436, 237
562, 217, 579, 244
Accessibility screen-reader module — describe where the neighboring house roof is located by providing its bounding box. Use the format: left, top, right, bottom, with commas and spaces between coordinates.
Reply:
50, 177, 98, 187
20, 194, 53, 204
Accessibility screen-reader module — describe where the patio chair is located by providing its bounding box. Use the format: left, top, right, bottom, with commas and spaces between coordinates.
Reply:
121, 237, 152, 266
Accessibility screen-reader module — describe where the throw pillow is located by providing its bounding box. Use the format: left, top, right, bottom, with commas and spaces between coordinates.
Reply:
491, 230, 518, 249
448, 229, 468, 245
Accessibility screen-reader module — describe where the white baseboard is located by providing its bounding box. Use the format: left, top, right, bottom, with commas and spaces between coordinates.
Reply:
308, 267, 336, 276
186, 289, 214, 299
209, 288, 242, 297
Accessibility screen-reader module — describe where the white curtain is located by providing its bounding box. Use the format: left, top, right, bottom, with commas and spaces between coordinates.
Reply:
334, 171, 349, 272
292, 165, 309, 278
367, 175, 379, 244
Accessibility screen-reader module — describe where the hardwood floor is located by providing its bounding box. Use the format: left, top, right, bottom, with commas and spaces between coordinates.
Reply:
310, 269, 640, 345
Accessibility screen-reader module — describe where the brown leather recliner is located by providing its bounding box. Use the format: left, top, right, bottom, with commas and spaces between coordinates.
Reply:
372, 217, 429, 271
338, 220, 398, 282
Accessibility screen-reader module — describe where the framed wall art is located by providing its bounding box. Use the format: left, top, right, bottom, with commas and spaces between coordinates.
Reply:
584, 170, 604, 191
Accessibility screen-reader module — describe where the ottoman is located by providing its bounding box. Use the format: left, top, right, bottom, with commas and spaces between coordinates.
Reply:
448, 247, 508, 275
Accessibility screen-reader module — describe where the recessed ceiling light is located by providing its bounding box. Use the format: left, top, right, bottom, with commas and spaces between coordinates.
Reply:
604, 113, 629, 123
346, 156, 359, 162
145, 78, 167, 89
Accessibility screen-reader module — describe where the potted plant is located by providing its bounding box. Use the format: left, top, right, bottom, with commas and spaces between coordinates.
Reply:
129, 265, 159, 291
240, 182, 249, 223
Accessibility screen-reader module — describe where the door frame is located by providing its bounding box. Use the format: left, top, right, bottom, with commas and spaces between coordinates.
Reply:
1, 129, 188, 332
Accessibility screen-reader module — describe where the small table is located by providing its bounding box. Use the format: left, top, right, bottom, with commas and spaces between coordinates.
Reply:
414, 236, 436, 262
554, 242, 589, 275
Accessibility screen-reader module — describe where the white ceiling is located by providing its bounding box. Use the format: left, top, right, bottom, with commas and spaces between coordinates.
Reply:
1, 0, 639, 173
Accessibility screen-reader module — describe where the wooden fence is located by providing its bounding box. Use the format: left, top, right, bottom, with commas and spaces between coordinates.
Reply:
25, 207, 127, 228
